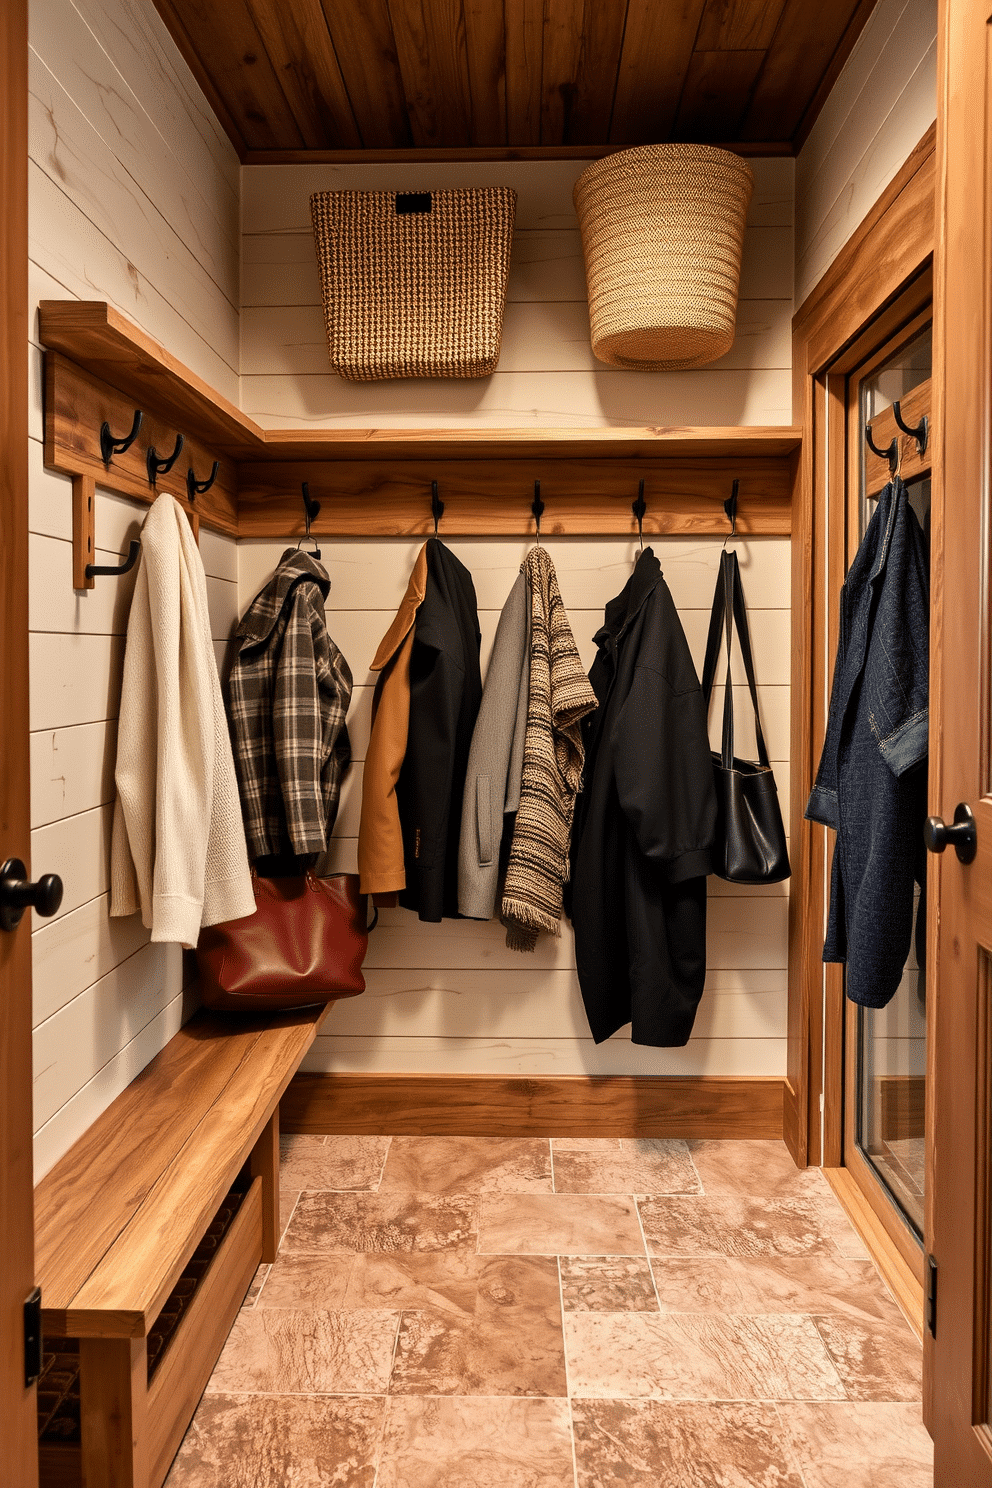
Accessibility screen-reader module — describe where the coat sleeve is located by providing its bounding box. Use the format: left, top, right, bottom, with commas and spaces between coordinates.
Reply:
613, 661, 716, 883
112, 498, 216, 944
271, 590, 328, 855
458, 571, 528, 919
358, 627, 415, 895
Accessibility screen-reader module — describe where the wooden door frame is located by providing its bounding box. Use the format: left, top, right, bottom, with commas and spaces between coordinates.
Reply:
0, 0, 38, 1482
787, 122, 937, 1169
928, 0, 992, 1470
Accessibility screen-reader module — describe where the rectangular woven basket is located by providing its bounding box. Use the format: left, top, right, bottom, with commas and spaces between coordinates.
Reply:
310, 187, 517, 382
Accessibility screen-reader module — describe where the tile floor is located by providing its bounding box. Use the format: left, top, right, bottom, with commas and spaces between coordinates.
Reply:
164, 1135, 933, 1487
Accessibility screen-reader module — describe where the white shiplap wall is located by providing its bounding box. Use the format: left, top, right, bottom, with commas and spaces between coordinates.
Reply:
238, 536, 791, 1078
237, 154, 795, 1076
795, 0, 937, 308
240, 156, 794, 429
27, 0, 241, 1179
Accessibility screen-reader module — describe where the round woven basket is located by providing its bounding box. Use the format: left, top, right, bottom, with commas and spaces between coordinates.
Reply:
573, 145, 754, 371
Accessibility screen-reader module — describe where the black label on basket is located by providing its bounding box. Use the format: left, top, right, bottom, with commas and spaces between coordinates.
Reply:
395, 191, 432, 214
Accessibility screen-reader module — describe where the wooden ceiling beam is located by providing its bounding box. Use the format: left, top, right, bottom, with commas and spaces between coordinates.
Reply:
316, 0, 413, 149
240, 141, 794, 162
737, 0, 874, 146
540, 0, 628, 146
389, 0, 475, 147
151, 0, 305, 152
674, 49, 768, 142
152, 0, 882, 154
608, 0, 707, 144
695, 0, 789, 53
243, 0, 362, 149
504, 0, 543, 145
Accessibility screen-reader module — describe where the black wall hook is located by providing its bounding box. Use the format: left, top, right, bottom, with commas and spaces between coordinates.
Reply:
723, 478, 739, 536
632, 479, 646, 551
100, 409, 142, 467
431, 480, 444, 537
532, 480, 545, 543
299, 481, 321, 559
186, 460, 220, 502
147, 434, 185, 486
85, 539, 141, 582
865, 422, 898, 471
892, 400, 929, 458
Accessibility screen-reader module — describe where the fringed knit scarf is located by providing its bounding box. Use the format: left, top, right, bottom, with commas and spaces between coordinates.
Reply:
501, 546, 598, 951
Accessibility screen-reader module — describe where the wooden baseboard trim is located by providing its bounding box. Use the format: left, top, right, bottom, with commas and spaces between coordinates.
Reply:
280, 1074, 785, 1140
824, 1167, 925, 1340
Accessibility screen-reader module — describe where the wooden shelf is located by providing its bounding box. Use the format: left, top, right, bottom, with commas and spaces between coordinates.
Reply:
38, 300, 802, 553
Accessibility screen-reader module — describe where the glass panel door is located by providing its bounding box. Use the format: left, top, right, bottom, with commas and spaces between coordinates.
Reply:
843, 322, 932, 1260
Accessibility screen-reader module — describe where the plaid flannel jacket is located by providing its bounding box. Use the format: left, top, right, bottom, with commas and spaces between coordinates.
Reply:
225, 550, 353, 859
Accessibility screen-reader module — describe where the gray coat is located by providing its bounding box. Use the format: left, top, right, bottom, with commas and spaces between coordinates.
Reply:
458, 569, 530, 918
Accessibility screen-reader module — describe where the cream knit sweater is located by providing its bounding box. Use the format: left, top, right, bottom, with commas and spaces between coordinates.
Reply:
110, 495, 255, 945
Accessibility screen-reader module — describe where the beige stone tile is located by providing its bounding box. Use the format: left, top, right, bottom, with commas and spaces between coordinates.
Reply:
649, 1255, 904, 1323
564, 1312, 846, 1400
240, 1263, 270, 1312
553, 1139, 701, 1196
204, 1308, 399, 1395
257, 1254, 354, 1310
261, 1251, 556, 1320
559, 1256, 659, 1312
164, 1393, 384, 1487
280, 1191, 300, 1245
779, 1401, 933, 1486
812, 1315, 924, 1401
390, 1256, 566, 1396
282, 1192, 479, 1254
638, 1194, 856, 1259
379, 1136, 552, 1194
572, 1399, 805, 1487
279, 1135, 390, 1192
279, 1132, 328, 1156
687, 1140, 831, 1198
344, 1253, 492, 1315
552, 1137, 622, 1152
479, 1194, 645, 1255
376, 1396, 574, 1488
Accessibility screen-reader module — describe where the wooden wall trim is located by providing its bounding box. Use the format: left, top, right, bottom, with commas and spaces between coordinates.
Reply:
0, 0, 38, 1479
280, 1074, 786, 1140
786, 124, 936, 1169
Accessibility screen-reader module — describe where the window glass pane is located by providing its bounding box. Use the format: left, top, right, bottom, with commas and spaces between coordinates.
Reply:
853, 324, 931, 1244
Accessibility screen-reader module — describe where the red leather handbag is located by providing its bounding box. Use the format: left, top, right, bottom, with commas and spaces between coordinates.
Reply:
196, 872, 371, 1012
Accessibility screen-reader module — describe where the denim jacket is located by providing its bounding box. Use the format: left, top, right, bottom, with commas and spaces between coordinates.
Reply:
806, 478, 929, 1008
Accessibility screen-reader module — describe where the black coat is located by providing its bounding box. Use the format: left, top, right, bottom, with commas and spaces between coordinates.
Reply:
398, 538, 483, 921
569, 550, 717, 1046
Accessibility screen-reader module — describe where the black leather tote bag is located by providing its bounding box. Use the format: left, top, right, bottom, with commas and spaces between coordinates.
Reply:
701, 550, 790, 884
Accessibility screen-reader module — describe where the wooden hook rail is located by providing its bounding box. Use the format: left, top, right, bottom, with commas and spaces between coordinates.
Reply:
863, 377, 932, 499
39, 300, 801, 583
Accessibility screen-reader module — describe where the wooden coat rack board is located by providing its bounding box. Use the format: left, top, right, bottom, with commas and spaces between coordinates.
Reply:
863, 377, 932, 499
40, 302, 802, 588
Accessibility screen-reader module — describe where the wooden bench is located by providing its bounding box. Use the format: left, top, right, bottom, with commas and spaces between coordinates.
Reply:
34, 1005, 329, 1488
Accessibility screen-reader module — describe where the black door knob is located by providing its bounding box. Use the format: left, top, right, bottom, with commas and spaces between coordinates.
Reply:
0, 858, 64, 932
924, 803, 977, 865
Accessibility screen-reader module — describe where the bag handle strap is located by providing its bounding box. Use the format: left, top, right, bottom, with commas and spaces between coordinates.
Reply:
727, 551, 771, 768
702, 551, 771, 770
701, 553, 727, 702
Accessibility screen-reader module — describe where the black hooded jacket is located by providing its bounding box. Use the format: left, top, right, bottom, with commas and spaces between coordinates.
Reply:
398, 538, 483, 921
569, 549, 717, 1046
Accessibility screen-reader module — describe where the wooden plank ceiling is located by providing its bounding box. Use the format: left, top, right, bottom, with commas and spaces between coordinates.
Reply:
152, 0, 879, 159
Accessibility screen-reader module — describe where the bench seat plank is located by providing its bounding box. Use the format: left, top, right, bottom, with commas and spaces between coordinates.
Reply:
63, 1008, 325, 1334
35, 1015, 265, 1312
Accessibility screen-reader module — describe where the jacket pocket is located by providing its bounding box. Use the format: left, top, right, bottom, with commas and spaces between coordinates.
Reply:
476, 778, 493, 864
